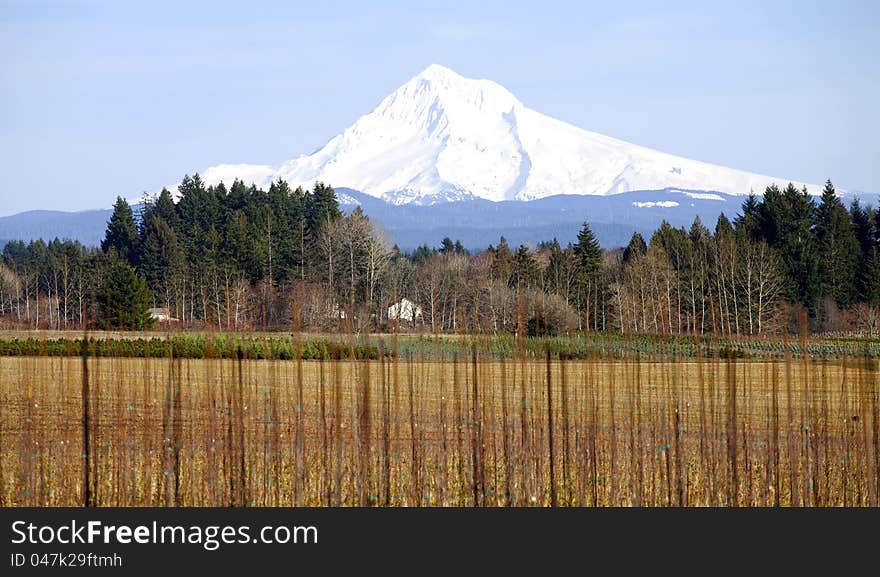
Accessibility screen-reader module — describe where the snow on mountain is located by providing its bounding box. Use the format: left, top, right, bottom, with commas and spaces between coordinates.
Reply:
197, 64, 820, 204
632, 200, 680, 208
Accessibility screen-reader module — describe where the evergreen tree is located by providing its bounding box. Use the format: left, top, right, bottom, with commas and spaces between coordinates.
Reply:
490, 236, 514, 284
875, 205, 880, 246
274, 181, 307, 281
97, 253, 154, 330
155, 188, 180, 225
778, 183, 820, 311
139, 214, 184, 308
689, 216, 711, 245
306, 182, 342, 233
650, 220, 690, 272
409, 244, 436, 264
243, 186, 277, 283
176, 174, 208, 263
734, 192, 761, 240
871, 207, 880, 305
715, 212, 735, 237
544, 238, 574, 300
226, 179, 249, 211
101, 197, 140, 266
304, 182, 342, 281
622, 232, 647, 263
573, 222, 603, 328
851, 200, 880, 304
713, 213, 740, 334
439, 237, 455, 254
861, 248, 880, 305
758, 183, 784, 245
224, 209, 256, 279
687, 217, 713, 334
815, 180, 859, 307
510, 244, 539, 289
264, 179, 299, 283
574, 222, 602, 278
141, 188, 180, 232
177, 174, 209, 230
756, 184, 819, 310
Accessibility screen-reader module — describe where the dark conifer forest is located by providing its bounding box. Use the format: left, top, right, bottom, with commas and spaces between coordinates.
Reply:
1, 175, 878, 334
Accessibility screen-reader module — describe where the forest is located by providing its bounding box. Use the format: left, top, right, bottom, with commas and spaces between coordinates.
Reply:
0, 175, 879, 336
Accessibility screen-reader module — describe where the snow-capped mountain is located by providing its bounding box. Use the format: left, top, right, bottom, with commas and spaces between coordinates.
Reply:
199, 64, 819, 204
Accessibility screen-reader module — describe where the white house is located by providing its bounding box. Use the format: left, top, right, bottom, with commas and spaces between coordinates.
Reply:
148, 307, 179, 323
329, 303, 346, 320
387, 298, 422, 324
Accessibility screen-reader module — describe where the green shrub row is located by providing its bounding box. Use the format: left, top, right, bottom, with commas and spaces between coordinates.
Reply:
0, 333, 875, 361
0, 336, 383, 360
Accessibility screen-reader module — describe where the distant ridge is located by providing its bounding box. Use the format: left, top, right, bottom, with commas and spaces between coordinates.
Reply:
3, 189, 878, 252
0, 209, 111, 248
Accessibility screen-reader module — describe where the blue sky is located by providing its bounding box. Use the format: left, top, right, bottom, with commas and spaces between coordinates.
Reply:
1, 0, 878, 215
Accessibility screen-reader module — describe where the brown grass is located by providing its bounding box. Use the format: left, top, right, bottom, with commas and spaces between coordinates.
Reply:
1, 348, 878, 506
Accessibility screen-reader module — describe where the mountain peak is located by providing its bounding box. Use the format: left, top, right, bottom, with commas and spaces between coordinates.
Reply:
200, 65, 820, 205
415, 63, 462, 82
385, 64, 521, 119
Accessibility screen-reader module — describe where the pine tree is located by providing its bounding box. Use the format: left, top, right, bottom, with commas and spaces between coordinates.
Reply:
815, 180, 859, 307
243, 188, 277, 283
439, 237, 455, 254
101, 197, 140, 266
713, 213, 740, 334
139, 214, 184, 309
851, 200, 880, 304
177, 174, 209, 230
490, 236, 514, 284
224, 209, 256, 279
97, 254, 154, 330
176, 173, 208, 264
757, 184, 783, 244
410, 244, 436, 264
510, 244, 539, 289
875, 205, 880, 246
141, 188, 180, 232
544, 239, 575, 301
272, 180, 307, 282
689, 216, 711, 245
573, 222, 603, 329
871, 207, 880, 305
734, 192, 761, 240
861, 247, 880, 305
760, 183, 820, 311
688, 217, 713, 334
305, 182, 342, 281
650, 220, 690, 272
226, 179, 249, 211
306, 182, 342, 233
622, 232, 647, 263
574, 222, 602, 278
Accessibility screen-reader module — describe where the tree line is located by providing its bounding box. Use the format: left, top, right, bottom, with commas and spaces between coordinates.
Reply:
1, 176, 878, 335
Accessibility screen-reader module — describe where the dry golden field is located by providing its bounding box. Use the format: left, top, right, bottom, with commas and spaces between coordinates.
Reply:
1, 350, 878, 506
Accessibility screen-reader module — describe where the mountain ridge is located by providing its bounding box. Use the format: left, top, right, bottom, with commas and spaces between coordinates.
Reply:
197, 64, 822, 204
6, 188, 878, 253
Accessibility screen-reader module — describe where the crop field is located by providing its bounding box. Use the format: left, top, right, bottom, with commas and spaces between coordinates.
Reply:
1, 338, 878, 507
